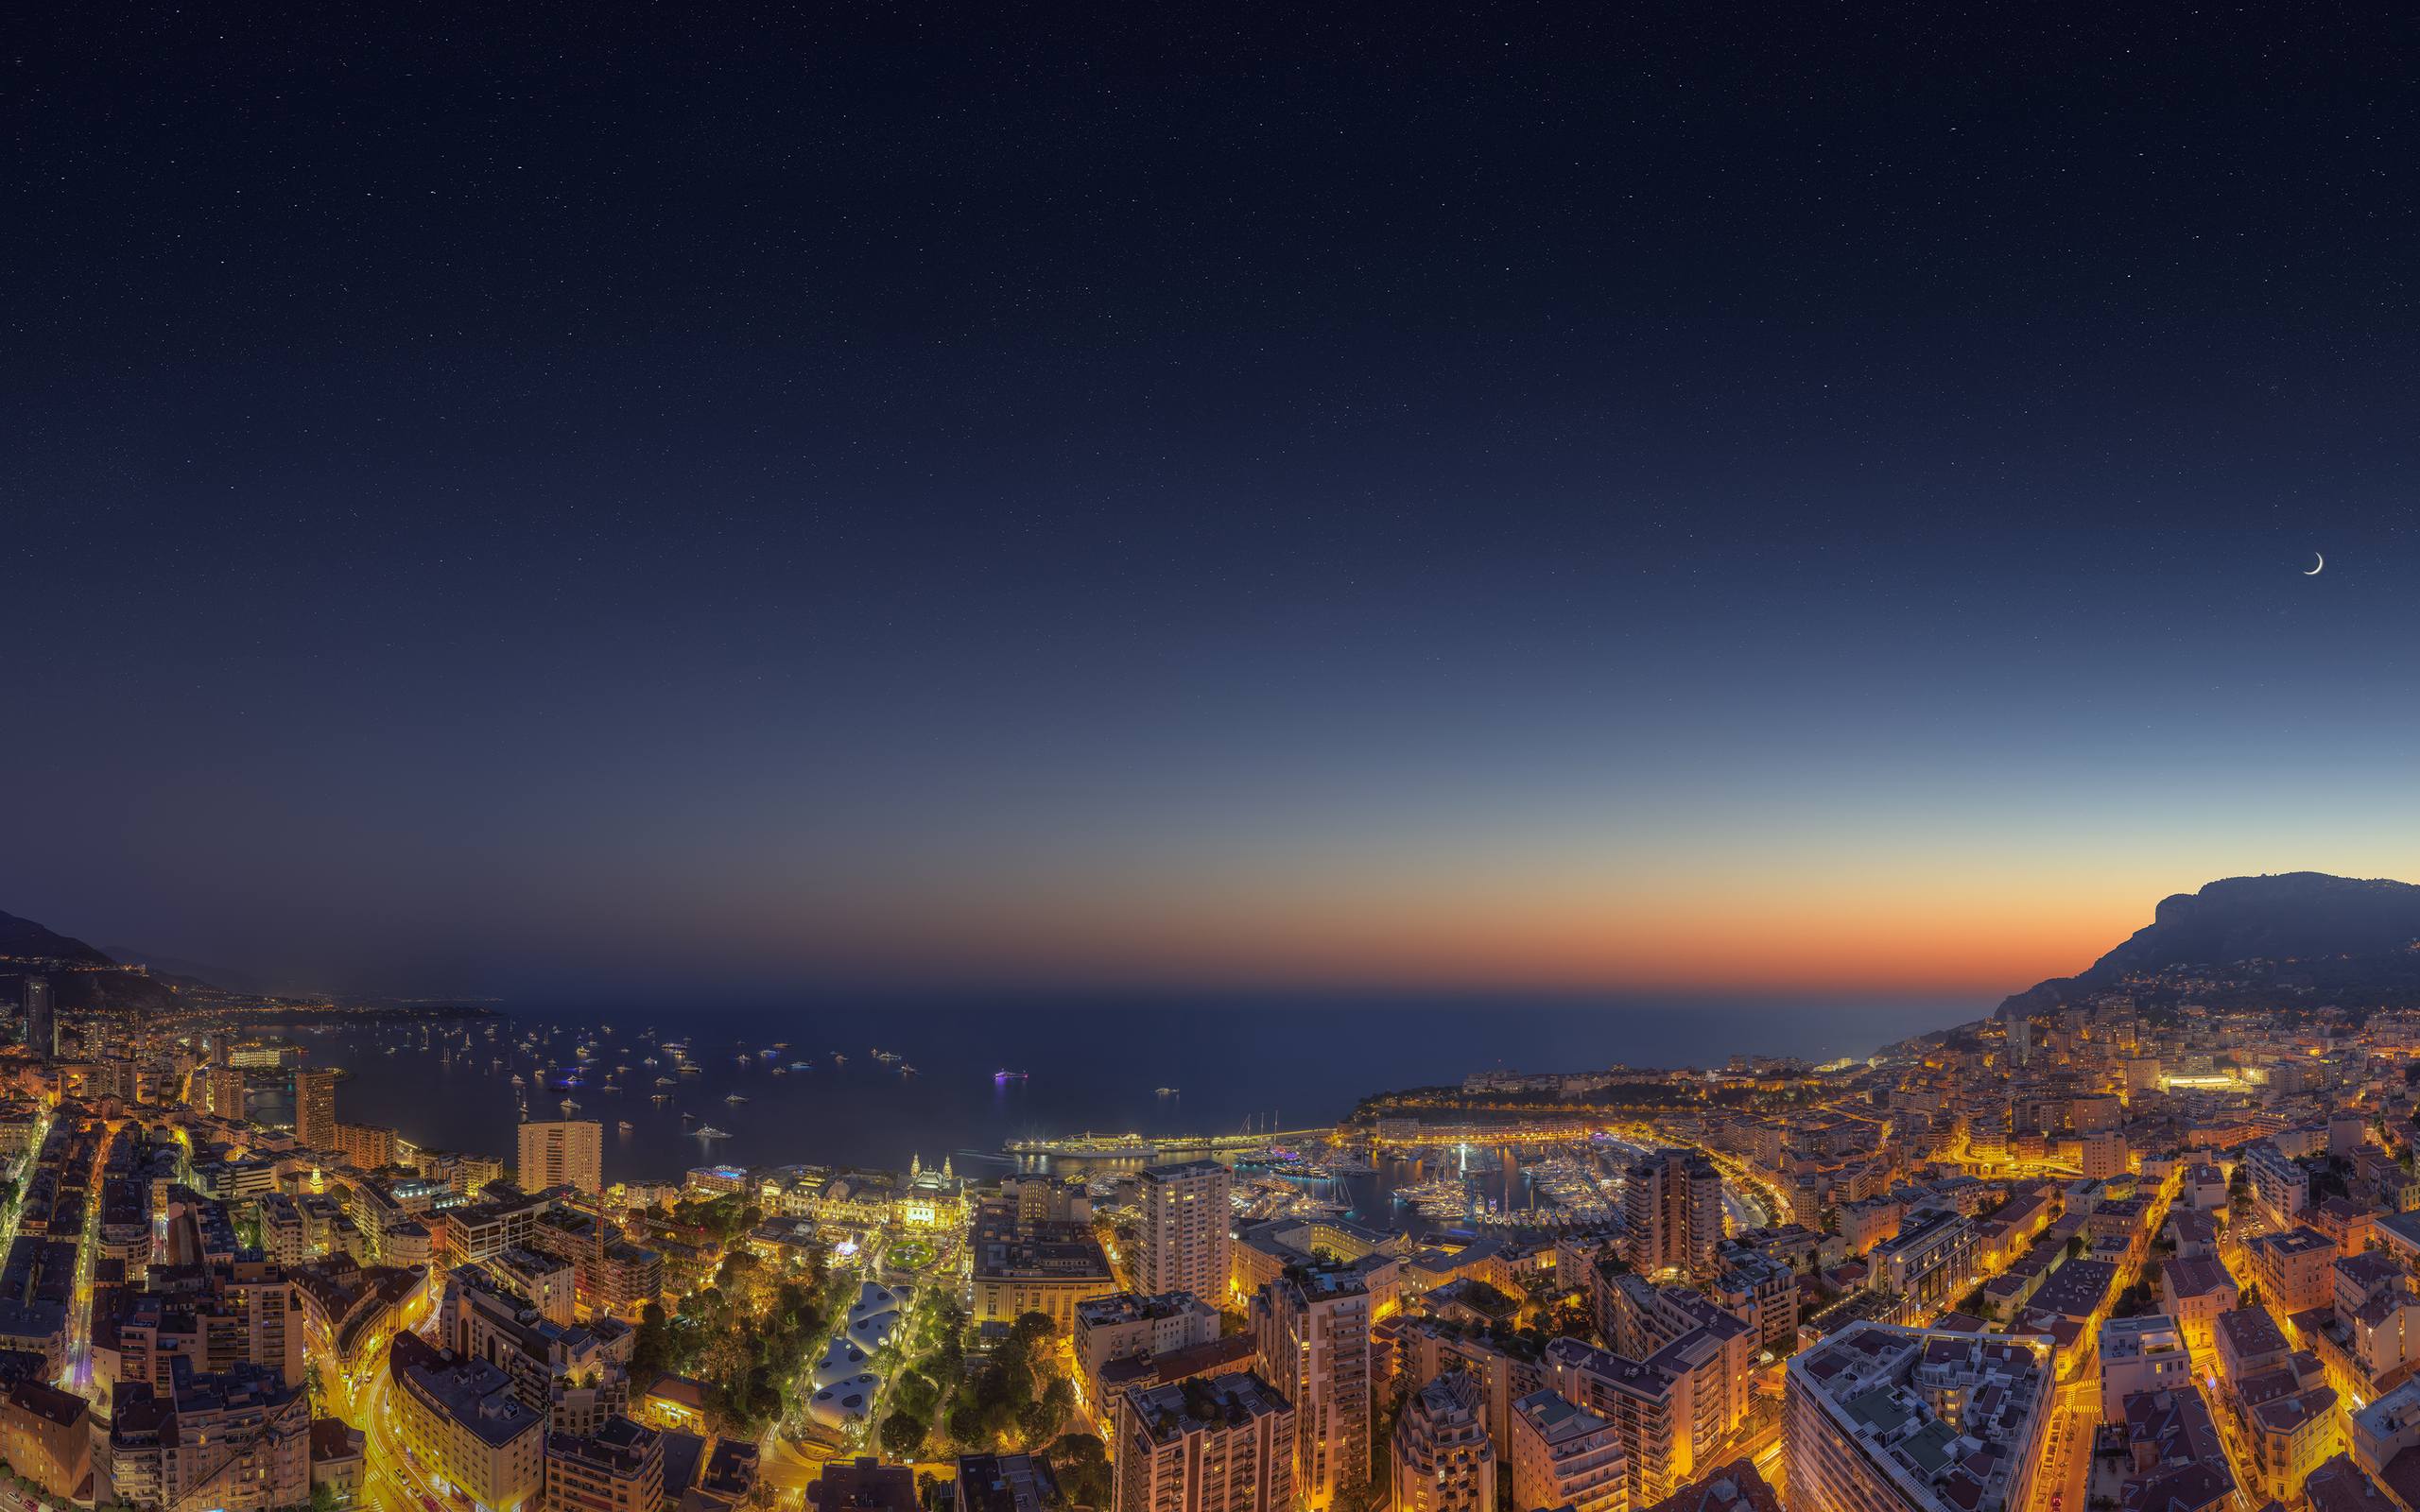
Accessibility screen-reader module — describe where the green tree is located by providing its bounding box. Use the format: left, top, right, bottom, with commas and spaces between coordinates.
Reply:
1045, 1433, 1111, 1509
881, 1410, 929, 1459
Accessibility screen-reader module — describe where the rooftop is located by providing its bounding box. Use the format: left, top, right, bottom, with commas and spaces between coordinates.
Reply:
1786, 1323, 2051, 1512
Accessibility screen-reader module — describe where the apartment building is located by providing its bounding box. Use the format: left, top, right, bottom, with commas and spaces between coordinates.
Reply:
1111, 1372, 1294, 1512
1782, 1324, 2051, 1512
1136, 1160, 1232, 1302
1253, 1262, 1373, 1510
1509, 1386, 1627, 1512
1392, 1371, 1495, 1512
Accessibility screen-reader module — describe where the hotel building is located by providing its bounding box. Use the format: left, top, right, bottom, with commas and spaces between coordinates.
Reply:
389, 1332, 546, 1512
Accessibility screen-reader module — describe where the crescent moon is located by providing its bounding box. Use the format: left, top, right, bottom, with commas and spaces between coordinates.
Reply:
2307, 553, 2325, 576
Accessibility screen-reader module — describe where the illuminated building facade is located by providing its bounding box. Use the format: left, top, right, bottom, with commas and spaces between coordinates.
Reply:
1253, 1262, 1374, 1510
1510, 1386, 1627, 1512
1112, 1372, 1294, 1512
1137, 1160, 1233, 1301
1781, 1323, 2050, 1512
516, 1120, 601, 1196
1623, 1151, 1721, 1278
295, 1067, 337, 1150
1392, 1370, 1496, 1512
389, 1332, 546, 1512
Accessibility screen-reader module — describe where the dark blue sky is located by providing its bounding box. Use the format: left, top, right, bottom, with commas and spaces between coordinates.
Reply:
7, 8, 2420, 997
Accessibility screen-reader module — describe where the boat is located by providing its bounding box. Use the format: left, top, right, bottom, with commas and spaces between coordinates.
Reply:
650, 1094, 672, 1107
899, 1064, 917, 1077
1155, 1087, 1179, 1097
559, 1098, 579, 1113
643, 1057, 658, 1067
993, 1069, 1028, 1083
789, 1060, 813, 1072
872, 1049, 901, 1064
831, 1053, 847, 1065
725, 1092, 749, 1104
618, 1121, 634, 1132
682, 1110, 697, 1123
695, 1125, 730, 1139
510, 1074, 525, 1087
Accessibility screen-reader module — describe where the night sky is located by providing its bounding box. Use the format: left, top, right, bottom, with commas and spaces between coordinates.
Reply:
8, 9, 2420, 998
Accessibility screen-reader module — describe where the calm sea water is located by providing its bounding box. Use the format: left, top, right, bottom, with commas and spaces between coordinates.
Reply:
294, 994, 1982, 1185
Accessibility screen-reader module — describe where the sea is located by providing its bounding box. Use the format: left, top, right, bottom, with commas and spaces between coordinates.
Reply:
277, 992, 1986, 1188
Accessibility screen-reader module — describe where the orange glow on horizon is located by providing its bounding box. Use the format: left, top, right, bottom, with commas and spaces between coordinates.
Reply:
741, 862, 2176, 996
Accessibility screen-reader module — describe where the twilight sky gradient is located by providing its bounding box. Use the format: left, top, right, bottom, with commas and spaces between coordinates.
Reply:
8, 9, 2420, 998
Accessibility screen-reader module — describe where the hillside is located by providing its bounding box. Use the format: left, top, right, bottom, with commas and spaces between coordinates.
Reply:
0, 908, 199, 1014
2000, 871, 2420, 1015
0, 910, 115, 967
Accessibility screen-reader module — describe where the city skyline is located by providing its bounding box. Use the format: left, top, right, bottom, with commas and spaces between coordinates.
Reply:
16, 10, 2420, 1512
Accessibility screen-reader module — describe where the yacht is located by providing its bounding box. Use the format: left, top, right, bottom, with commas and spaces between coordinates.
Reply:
789, 1060, 813, 1072
725, 1092, 749, 1105
618, 1121, 634, 1133
695, 1125, 730, 1140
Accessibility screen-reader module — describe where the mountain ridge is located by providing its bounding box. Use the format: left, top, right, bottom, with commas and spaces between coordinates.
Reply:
0, 908, 208, 1014
0, 910, 117, 968
2000, 870, 2420, 1015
